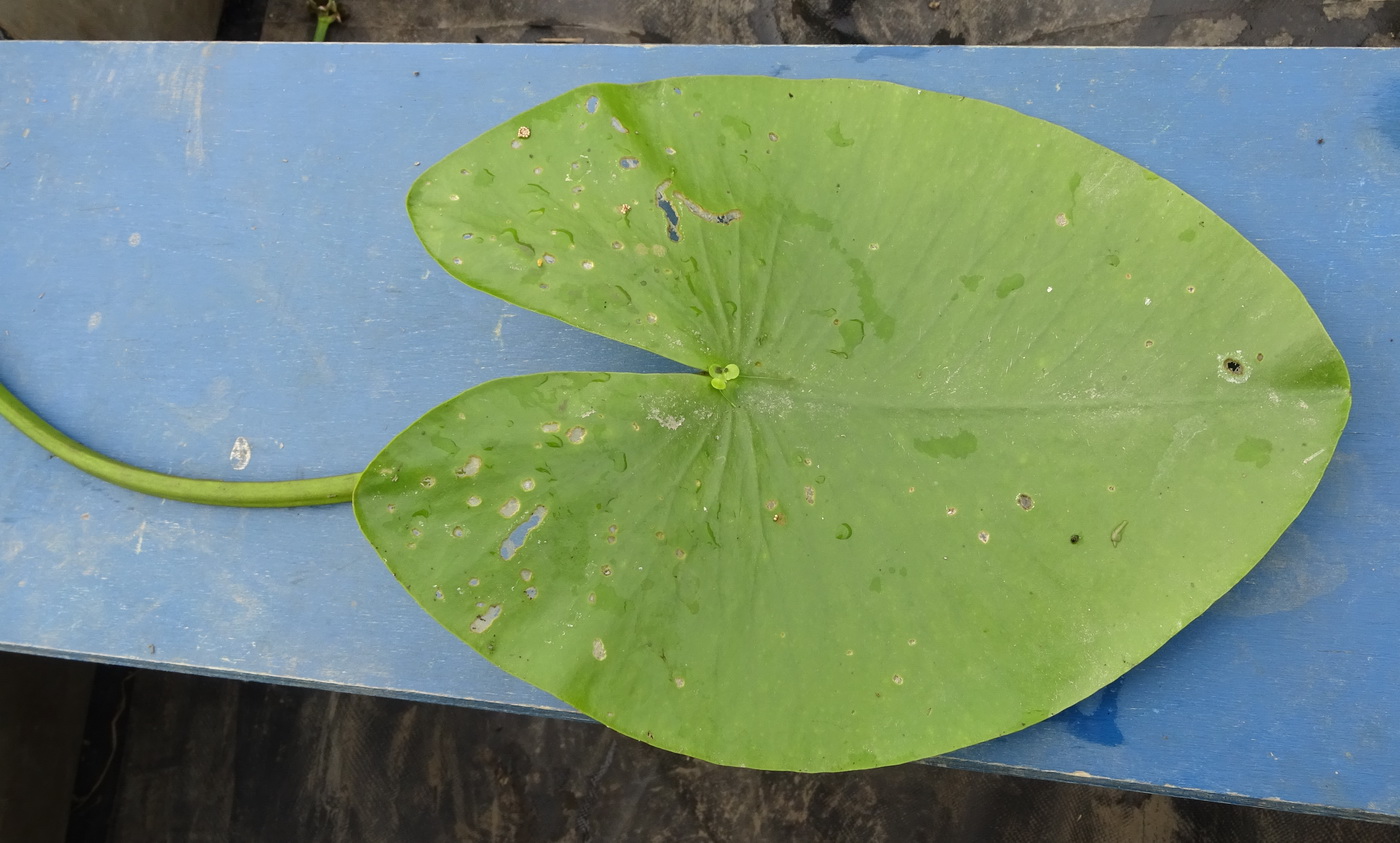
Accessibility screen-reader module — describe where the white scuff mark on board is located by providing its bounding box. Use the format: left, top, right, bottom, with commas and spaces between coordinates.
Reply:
158, 60, 208, 166
230, 436, 252, 470
493, 312, 514, 346
128, 232, 141, 247
87, 312, 102, 331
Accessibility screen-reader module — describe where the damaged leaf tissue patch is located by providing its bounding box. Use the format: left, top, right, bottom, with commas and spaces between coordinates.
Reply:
1, 77, 1350, 773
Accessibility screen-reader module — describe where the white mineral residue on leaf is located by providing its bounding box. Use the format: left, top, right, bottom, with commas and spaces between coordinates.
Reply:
647, 409, 684, 430
592, 638, 607, 660
469, 604, 502, 633
1303, 448, 1327, 464
228, 436, 251, 470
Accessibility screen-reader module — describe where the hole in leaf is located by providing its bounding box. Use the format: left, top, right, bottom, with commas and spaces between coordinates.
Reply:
567, 426, 587, 444
499, 497, 521, 518
520, 569, 533, 581
585, 95, 598, 113
455, 456, 483, 478
1070, 534, 1081, 544
469, 604, 502, 634
1016, 493, 1033, 510
611, 117, 629, 133
592, 638, 607, 660
467, 495, 482, 508
977, 530, 990, 544
525, 587, 538, 599
1220, 354, 1250, 383
500, 505, 548, 560
619, 157, 640, 169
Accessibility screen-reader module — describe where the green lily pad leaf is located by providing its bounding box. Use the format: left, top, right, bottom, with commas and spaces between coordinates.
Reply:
355, 77, 1350, 771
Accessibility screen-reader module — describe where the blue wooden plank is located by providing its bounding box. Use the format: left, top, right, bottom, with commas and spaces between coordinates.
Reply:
2, 43, 1398, 818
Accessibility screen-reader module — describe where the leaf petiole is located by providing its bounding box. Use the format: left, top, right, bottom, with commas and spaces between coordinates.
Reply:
0, 378, 356, 507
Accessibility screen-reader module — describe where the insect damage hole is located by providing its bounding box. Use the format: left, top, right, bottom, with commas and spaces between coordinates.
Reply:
455, 455, 483, 478
1219, 353, 1251, 383
500, 506, 548, 560
469, 604, 502, 634
1015, 493, 1033, 511
592, 638, 607, 660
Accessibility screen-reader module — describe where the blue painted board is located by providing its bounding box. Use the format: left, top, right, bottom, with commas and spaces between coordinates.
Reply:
2, 43, 1399, 818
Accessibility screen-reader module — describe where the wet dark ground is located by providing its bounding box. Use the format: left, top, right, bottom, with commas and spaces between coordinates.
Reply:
240, 0, 1400, 46
5, 2, 1400, 841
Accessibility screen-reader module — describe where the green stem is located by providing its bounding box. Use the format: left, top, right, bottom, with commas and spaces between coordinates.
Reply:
0, 379, 356, 507
313, 14, 332, 41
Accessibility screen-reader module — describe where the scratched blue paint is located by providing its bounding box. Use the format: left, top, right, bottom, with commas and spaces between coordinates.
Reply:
1, 42, 1399, 820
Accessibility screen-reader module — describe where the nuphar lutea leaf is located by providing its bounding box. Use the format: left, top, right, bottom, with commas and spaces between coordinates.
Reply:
354, 77, 1350, 772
